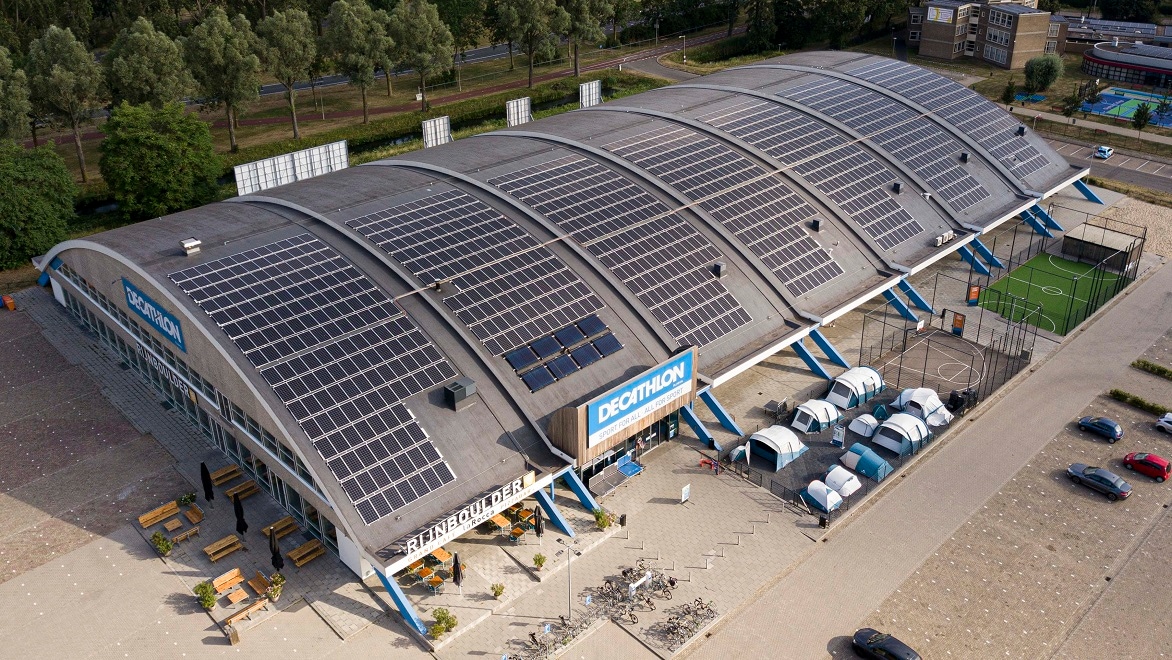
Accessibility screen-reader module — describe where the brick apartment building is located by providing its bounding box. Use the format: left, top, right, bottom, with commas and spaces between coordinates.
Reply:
908, 0, 1067, 69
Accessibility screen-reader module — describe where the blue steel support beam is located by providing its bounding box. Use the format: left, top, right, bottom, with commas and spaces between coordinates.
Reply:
375, 569, 428, 636
1030, 204, 1064, 231
681, 403, 719, 451
698, 388, 745, 436
808, 327, 852, 368
882, 288, 920, 322
957, 245, 991, 276
1073, 179, 1105, 204
534, 489, 574, 537
792, 338, 834, 380
1019, 210, 1054, 238
896, 279, 937, 314
969, 237, 1005, 270
557, 467, 599, 513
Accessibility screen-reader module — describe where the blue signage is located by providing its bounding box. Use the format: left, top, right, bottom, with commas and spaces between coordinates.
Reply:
123, 278, 186, 353
586, 350, 695, 448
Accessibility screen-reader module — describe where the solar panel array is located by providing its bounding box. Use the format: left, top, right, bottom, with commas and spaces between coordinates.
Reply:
778, 77, 990, 212
490, 155, 752, 348
347, 189, 605, 357
1123, 43, 1172, 61
168, 234, 457, 525
696, 99, 924, 251
507, 314, 623, 392
846, 60, 1050, 178
603, 125, 843, 296
233, 141, 348, 196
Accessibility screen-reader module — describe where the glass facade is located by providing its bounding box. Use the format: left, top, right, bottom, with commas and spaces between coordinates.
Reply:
581, 410, 680, 484
1082, 55, 1171, 88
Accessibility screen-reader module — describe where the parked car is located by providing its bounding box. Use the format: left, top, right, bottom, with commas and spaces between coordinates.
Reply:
1078, 416, 1124, 443
1094, 145, 1114, 159
1067, 463, 1133, 501
851, 628, 921, 660
1155, 413, 1172, 434
1124, 452, 1171, 482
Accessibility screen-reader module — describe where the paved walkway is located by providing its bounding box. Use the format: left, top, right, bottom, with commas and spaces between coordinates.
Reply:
685, 257, 1172, 658
622, 56, 699, 82
1009, 105, 1172, 146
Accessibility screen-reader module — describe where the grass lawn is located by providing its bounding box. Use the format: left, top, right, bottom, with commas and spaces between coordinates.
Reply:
979, 253, 1123, 335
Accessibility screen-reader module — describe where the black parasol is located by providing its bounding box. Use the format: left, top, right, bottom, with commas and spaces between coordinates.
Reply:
200, 462, 214, 507
270, 523, 285, 572
233, 492, 248, 535
534, 506, 545, 539
452, 552, 463, 595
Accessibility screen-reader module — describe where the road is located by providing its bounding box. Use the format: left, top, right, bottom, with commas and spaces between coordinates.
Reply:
684, 260, 1172, 659
1046, 136, 1172, 193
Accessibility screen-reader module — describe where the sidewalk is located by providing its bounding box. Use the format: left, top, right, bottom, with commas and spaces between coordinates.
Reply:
1008, 105, 1172, 146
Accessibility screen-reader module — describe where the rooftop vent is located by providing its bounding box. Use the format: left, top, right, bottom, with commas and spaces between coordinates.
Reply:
1016, 126, 1026, 136
960, 152, 970, 163
444, 377, 477, 411
712, 262, 728, 278
181, 238, 201, 256
892, 181, 903, 194
811, 217, 823, 232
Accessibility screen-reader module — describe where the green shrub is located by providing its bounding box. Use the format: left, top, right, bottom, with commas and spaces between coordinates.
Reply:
433, 607, 457, 632
1108, 388, 1170, 415
533, 553, 546, 569
193, 580, 217, 610
1132, 359, 1172, 382
490, 582, 505, 598
149, 531, 173, 556
593, 508, 613, 530
429, 622, 447, 639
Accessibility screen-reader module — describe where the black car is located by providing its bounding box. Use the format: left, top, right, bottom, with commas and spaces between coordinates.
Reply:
1067, 463, 1133, 501
852, 628, 921, 660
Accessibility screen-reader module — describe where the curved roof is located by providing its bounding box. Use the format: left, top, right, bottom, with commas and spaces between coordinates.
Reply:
43, 52, 1079, 559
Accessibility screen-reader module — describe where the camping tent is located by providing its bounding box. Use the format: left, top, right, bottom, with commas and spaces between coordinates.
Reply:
791, 399, 843, 434
840, 443, 894, 482
874, 413, 931, 457
824, 465, 862, 497
728, 445, 748, 463
848, 414, 879, 438
802, 480, 843, 513
748, 425, 808, 472
825, 366, 885, 410
894, 388, 955, 427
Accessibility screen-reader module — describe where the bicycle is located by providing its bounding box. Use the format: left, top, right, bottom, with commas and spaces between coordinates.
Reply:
615, 604, 638, 624
639, 594, 656, 611
528, 631, 551, 658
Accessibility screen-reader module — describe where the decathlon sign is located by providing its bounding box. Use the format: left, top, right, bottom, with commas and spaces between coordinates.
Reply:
587, 350, 695, 448
123, 278, 186, 353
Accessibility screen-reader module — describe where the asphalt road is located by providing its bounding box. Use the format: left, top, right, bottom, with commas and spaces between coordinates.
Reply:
1046, 136, 1172, 193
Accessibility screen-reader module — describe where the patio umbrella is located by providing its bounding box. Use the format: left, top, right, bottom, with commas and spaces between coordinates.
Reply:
233, 492, 248, 535
270, 524, 285, 572
452, 552, 463, 595
200, 462, 214, 507
534, 507, 545, 539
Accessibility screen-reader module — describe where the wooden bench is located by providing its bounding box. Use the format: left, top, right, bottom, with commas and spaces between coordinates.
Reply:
224, 480, 260, 501
247, 571, 270, 597
137, 501, 179, 528
288, 539, 325, 568
204, 535, 243, 563
172, 526, 200, 544
223, 597, 268, 628
209, 464, 242, 486
184, 504, 204, 525
212, 567, 245, 595
262, 516, 297, 541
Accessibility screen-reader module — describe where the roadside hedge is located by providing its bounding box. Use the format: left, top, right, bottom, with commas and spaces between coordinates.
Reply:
1131, 359, 1172, 382
1108, 388, 1170, 415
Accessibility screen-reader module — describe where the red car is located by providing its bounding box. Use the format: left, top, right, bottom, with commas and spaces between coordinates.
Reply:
1124, 452, 1171, 482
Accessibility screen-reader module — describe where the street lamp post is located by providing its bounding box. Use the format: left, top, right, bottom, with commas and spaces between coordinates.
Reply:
679, 34, 686, 63
654, 21, 659, 46
557, 538, 582, 622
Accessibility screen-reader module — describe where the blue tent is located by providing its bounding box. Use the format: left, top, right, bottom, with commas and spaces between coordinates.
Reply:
840, 443, 894, 483
748, 426, 808, 472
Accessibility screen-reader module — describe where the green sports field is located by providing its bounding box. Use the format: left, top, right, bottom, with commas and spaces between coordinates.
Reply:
978, 253, 1122, 335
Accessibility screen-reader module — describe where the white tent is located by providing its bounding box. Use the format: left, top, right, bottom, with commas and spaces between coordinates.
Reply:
825, 366, 885, 410
791, 399, 843, 434
874, 412, 931, 457
824, 465, 862, 497
894, 387, 955, 427
848, 414, 879, 438
803, 479, 843, 513
748, 425, 808, 472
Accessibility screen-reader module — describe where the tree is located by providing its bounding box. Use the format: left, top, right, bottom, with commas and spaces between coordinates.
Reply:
609, 0, 638, 46
257, 9, 317, 139
323, 0, 392, 124
744, 0, 775, 52
183, 8, 261, 153
1000, 78, 1016, 106
26, 26, 105, 183
819, 0, 865, 49
100, 102, 222, 220
485, 0, 517, 70
1131, 102, 1152, 136
1100, 0, 1157, 22
1023, 54, 1063, 93
1060, 94, 1082, 120
497, 0, 570, 88
560, 0, 611, 77
0, 142, 73, 269
387, 0, 454, 111
1156, 95, 1172, 125
0, 46, 30, 141
775, 0, 815, 49
105, 17, 192, 108
1038, 0, 1061, 12
436, 0, 486, 91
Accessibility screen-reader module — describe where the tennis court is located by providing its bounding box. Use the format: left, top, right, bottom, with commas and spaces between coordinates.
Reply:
1081, 87, 1172, 127
979, 253, 1121, 335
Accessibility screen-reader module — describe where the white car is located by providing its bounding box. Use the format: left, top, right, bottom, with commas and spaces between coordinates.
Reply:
1094, 145, 1114, 159
1156, 413, 1172, 434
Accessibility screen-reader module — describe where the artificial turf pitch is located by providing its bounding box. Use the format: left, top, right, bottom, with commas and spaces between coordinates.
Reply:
978, 253, 1120, 335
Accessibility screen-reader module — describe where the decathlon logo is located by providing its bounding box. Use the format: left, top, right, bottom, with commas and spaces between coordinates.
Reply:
123, 278, 186, 353
587, 350, 694, 448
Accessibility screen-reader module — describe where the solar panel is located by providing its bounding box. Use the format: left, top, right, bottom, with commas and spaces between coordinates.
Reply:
547, 354, 579, 379
577, 314, 607, 337
168, 234, 456, 525
604, 125, 843, 296
696, 99, 924, 251
531, 336, 562, 358
570, 344, 602, 367
348, 189, 605, 356
554, 324, 586, 348
505, 346, 539, 370
521, 366, 556, 392
490, 155, 752, 347
777, 77, 990, 212
593, 333, 623, 357
846, 60, 1050, 179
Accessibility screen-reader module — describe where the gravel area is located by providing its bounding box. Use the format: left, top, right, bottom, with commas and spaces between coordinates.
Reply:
1095, 197, 1172, 258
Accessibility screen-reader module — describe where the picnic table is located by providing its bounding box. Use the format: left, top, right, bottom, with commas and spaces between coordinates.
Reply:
163, 518, 183, 532
489, 514, 510, 532
204, 535, 243, 563
429, 547, 452, 568
426, 576, 444, 594
509, 526, 526, 543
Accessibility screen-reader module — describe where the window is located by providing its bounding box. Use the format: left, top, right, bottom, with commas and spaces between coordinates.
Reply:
956, 23, 967, 36
989, 10, 1013, 28
969, 23, 978, 35
987, 27, 1010, 46
954, 41, 965, 53
909, 30, 921, 41
1048, 23, 1060, 38
984, 45, 1008, 65
910, 13, 922, 25
958, 7, 969, 18
1045, 40, 1057, 54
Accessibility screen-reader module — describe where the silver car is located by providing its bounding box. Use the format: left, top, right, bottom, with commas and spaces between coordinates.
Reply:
1156, 413, 1172, 434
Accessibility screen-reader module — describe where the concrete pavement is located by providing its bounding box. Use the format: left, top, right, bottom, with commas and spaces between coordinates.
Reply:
686, 259, 1172, 659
